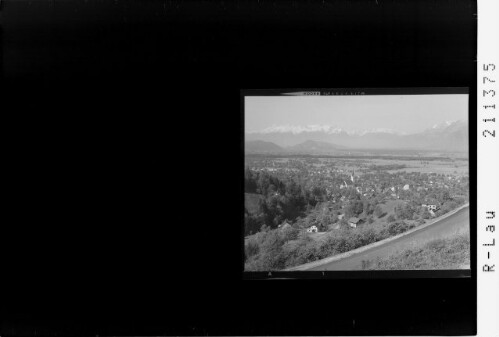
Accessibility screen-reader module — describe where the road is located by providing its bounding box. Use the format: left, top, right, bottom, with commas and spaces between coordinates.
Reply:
309, 206, 470, 271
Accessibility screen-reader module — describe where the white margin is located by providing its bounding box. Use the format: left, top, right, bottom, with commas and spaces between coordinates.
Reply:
477, 0, 499, 336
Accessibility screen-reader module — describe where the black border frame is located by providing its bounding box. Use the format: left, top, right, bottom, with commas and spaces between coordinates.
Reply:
1, 0, 478, 335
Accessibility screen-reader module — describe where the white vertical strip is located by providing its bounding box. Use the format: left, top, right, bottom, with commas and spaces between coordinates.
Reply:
477, 0, 499, 336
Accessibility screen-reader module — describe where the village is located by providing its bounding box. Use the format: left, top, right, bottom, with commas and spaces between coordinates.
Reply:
245, 154, 468, 235
244, 154, 469, 271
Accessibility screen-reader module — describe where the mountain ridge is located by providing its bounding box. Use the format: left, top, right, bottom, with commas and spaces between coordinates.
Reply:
245, 120, 468, 152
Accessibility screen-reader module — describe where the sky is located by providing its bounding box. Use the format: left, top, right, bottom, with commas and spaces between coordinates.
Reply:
245, 94, 468, 134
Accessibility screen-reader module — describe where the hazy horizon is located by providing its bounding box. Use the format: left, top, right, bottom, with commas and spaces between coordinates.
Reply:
245, 94, 468, 135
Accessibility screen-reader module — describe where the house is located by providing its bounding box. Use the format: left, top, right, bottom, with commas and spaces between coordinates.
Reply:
403, 184, 410, 190
338, 214, 345, 220
422, 204, 438, 211
348, 217, 364, 228
307, 225, 318, 233
278, 222, 291, 231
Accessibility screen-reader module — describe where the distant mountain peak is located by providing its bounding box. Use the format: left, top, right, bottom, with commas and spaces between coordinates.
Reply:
244, 120, 468, 152
256, 124, 346, 135
245, 140, 284, 153
287, 139, 345, 152
356, 128, 406, 136
250, 124, 407, 136
431, 120, 463, 130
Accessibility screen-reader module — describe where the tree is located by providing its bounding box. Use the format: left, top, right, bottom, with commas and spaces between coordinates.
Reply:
260, 224, 271, 232
244, 167, 257, 193
259, 230, 287, 270
281, 225, 299, 241
345, 200, 364, 218
374, 205, 385, 218
333, 218, 348, 230
245, 213, 263, 236
387, 214, 396, 223
387, 221, 411, 235
394, 203, 415, 220
364, 201, 375, 215
312, 185, 325, 198
437, 190, 451, 203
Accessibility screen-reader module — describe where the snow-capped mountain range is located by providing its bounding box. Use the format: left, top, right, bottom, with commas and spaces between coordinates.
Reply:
245, 120, 467, 152
253, 124, 405, 136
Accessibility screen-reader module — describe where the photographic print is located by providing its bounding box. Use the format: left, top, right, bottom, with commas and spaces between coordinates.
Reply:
244, 89, 470, 272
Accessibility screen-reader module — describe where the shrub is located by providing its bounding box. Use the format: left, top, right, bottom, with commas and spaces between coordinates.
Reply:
245, 239, 260, 260
281, 225, 300, 241
336, 236, 357, 253
339, 218, 348, 226
315, 236, 339, 259
245, 258, 261, 271
345, 200, 364, 218
261, 230, 285, 251
254, 230, 287, 270
358, 227, 378, 246
387, 214, 396, 223
260, 224, 271, 232
442, 200, 458, 214
374, 205, 385, 218
394, 203, 416, 220
387, 221, 415, 236
258, 249, 287, 270
420, 207, 431, 219
294, 242, 320, 264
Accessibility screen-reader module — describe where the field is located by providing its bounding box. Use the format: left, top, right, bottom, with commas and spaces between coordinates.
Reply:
384, 159, 468, 175
246, 154, 469, 177
362, 231, 470, 270
333, 157, 468, 176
